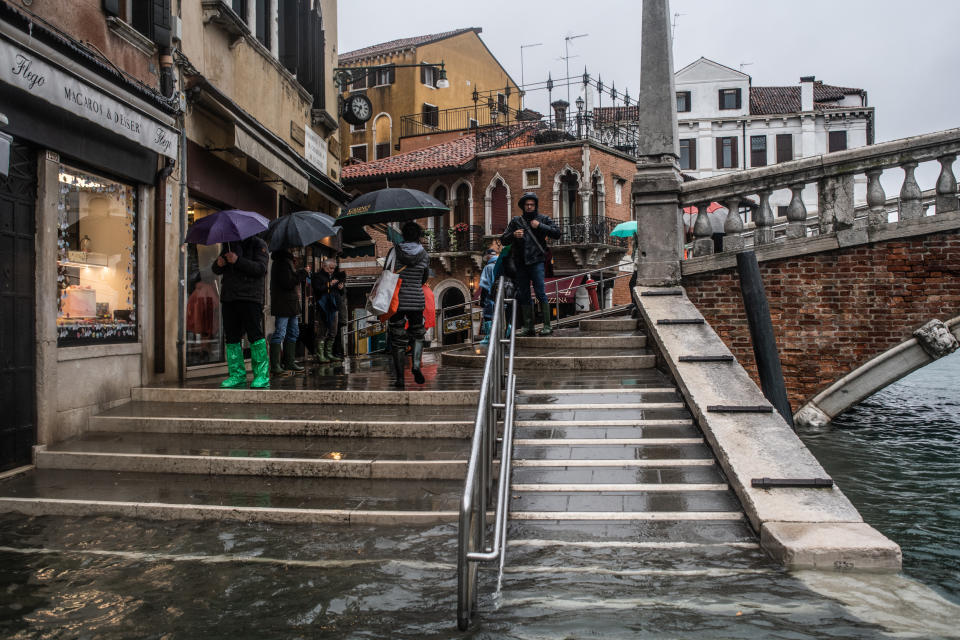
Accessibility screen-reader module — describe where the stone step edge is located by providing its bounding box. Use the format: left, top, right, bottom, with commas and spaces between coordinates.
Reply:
442, 353, 655, 370
515, 419, 694, 427
507, 539, 759, 550
517, 403, 685, 410
132, 387, 478, 406
89, 416, 473, 439
512, 459, 715, 468
0, 497, 465, 525
512, 438, 704, 446
516, 387, 677, 396
511, 483, 728, 492
510, 511, 744, 521
36, 451, 469, 480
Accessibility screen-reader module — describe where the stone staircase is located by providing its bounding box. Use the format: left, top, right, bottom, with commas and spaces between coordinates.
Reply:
495, 315, 755, 598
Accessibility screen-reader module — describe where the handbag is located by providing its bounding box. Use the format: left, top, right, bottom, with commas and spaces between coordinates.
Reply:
366, 249, 404, 316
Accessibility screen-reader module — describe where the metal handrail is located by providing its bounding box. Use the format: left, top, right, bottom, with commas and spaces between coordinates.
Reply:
344, 297, 481, 355
457, 278, 518, 630
536, 261, 637, 327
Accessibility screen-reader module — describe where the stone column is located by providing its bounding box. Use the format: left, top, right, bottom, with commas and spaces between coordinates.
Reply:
865, 168, 887, 228
935, 155, 958, 214
631, 0, 683, 286
755, 190, 775, 245
899, 162, 923, 220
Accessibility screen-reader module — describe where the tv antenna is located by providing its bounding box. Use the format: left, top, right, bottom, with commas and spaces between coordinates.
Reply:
563, 33, 588, 104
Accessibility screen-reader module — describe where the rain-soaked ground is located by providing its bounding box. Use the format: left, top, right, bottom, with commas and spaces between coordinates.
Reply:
3, 514, 959, 639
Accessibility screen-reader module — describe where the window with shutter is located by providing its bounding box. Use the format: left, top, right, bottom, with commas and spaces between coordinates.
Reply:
278, 0, 298, 73
375, 143, 391, 160
718, 88, 741, 110
676, 91, 691, 113
422, 104, 439, 128
750, 135, 767, 167
421, 65, 437, 87
829, 130, 848, 152
255, 0, 269, 49
350, 145, 367, 162
679, 139, 696, 170
775, 134, 793, 163
716, 137, 738, 169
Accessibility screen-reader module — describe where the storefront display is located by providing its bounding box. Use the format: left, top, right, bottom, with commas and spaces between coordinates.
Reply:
56, 164, 137, 344
185, 199, 224, 366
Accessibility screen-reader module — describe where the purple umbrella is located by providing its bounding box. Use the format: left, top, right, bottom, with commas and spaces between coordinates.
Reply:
185, 209, 270, 246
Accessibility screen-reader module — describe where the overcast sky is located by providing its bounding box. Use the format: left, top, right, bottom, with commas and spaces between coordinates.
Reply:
340, 0, 959, 186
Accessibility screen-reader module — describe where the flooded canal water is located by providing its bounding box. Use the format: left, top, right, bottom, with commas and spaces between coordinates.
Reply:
1, 353, 958, 638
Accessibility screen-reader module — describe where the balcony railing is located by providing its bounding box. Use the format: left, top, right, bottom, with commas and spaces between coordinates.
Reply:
679, 129, 960, 259
475, 115, 641, 157
401, 102, 528, 138
424, 225, 485, 253
554, 216, 630, 248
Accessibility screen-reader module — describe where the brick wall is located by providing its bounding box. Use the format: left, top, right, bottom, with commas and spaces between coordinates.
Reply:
682, 230, 960, 408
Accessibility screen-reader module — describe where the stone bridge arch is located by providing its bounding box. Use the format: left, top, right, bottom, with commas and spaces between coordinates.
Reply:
680, 223, 960, 425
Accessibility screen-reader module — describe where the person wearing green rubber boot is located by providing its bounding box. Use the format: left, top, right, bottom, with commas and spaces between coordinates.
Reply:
268, 249, 306, 377
500, 192, 561, 336
212, 233, 270, 389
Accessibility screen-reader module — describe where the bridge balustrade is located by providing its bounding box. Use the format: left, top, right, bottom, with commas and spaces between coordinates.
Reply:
678, 129, 960, 257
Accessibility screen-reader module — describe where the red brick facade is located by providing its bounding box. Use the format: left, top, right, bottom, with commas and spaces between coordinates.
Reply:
682, 230, 960, 409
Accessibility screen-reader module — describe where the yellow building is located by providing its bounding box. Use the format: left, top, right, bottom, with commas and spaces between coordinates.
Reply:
337, 27, 521, 164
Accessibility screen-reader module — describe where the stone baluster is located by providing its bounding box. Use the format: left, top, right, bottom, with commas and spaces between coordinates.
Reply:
755, 189, 775, 245
722, 196, 744, 252
692, 202, 715, 257
865, 168, 887, 228
899, 161, 923, 220
818, 174, 855, 234
935, 154, 958, 214
785, 184, 807, 239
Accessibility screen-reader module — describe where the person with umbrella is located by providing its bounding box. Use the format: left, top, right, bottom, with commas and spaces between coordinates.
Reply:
210, 229, 270, 389
386, 221, 431, 388
500, 192, 561, 336
268, 249, 307, 376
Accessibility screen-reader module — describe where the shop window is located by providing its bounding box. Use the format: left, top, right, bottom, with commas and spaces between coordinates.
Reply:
185, 200, 225, 366
56, 164, 137, 345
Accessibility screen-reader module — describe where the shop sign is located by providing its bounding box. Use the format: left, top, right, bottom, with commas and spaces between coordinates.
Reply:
443, 315, 472, 335
0, 40, 178, 159
304, 124, 327, 175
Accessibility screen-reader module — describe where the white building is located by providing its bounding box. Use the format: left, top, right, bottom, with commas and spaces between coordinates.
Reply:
596, 57, 874, 216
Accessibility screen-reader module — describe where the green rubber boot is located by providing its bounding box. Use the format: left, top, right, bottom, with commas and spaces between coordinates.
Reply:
220, 342, 248, 388
269, 341, 286, 376
325, 338, 342, 363
539, 305, 553, 336
314, 336, 330, 363
283, 340, 304, 372
515, 306, 535, 337
249, 338, 270, 389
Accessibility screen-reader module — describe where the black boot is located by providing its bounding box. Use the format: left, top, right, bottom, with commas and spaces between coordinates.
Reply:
411, 340, 425, 385
391, 347, 406, 388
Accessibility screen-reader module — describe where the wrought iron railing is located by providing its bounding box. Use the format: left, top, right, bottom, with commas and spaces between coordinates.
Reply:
401, 102, 528, 138
475, 114, 641, 157
423, 225, 485, 253
554, 216, 631, 248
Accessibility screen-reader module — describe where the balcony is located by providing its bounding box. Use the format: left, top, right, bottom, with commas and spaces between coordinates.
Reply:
552, 216, 631, 271
475, 115, 640, 158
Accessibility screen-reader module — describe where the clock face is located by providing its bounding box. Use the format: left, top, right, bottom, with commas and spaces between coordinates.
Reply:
351, 95, 371, 121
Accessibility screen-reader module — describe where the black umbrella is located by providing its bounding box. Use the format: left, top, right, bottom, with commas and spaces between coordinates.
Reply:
265, 211, 341, 251
335, 188, 448, 228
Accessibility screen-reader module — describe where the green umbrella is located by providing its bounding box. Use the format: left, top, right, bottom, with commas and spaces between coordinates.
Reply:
610, 220, 638, 238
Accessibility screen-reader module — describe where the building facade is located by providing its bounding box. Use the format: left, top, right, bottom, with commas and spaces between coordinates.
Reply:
0, 0, 348, 465
337, 28, 522, 164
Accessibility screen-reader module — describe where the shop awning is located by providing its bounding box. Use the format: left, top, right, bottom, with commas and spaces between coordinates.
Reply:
233, 124, 308, 195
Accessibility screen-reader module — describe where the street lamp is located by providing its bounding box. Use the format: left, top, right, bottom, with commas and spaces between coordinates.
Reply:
333, 61, 450, 90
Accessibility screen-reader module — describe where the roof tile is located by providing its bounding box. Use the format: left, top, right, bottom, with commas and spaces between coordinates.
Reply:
341, 136, 476, 181
339, 28, 480, 64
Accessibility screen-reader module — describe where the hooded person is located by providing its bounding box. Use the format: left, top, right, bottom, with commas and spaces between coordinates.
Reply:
499, 192, 561, 336
385, 221, 431, 387
268, 249, 306, 376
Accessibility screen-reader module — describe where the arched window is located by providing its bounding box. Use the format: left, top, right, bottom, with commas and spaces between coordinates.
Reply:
374, 114, 391, 159
491, 179, 509, 233
454, 183, 470, 227
560, 171, 579, 225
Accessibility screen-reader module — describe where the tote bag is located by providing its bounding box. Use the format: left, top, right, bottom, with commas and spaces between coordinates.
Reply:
367, 249, 403, 316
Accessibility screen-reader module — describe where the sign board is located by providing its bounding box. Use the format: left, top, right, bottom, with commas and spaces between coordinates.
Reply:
0, 39, 178, 159
304, 124, 327, 175
443, 315, 472, 335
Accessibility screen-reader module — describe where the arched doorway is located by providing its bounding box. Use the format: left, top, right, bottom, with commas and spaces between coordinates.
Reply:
559, 170, 580, 226
453, 183, 470, 227
439, 286, 468, 345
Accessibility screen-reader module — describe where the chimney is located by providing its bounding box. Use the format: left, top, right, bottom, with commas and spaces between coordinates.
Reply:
800, 76, 815, 112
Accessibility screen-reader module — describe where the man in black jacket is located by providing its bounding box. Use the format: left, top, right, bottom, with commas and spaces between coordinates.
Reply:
500, 192, 561, 336
268, 249, 306, 375
211, 235, 270, 388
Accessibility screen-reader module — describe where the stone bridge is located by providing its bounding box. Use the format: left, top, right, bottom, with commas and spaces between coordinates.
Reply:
675, 129, 960, 426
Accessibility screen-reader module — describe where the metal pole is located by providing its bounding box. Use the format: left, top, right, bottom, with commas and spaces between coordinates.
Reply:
736, 251, 794, 427
520, 42, 542, 110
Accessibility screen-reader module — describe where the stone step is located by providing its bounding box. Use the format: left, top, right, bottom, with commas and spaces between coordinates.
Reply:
513, 334, 647, 349
36, 447, 468, 480
514, 369, 673, 389
511, 464, 727, 485
508, 489, 742, 513
91, 401, 475, 439
443, 349, 655, 370
515, 387, 679, 403
514, 424, 702, 439
579, 317, 638, 332
514, 407, 691, 421
506, 519, 755, 545
0, 469, 464, 525
512, 442, 714, 461
132, 387, 478, 405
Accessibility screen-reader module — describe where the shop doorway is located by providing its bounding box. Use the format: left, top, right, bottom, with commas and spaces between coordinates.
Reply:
185, 198, 227, 366
0, 140, 37, 471
439, 286, 468, 345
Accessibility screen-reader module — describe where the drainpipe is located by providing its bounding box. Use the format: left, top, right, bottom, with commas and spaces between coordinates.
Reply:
176, 115, 188, 384
153, 157, 175, 374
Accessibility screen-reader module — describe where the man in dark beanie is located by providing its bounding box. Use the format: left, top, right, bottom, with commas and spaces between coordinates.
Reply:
500, 192, 561, 336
